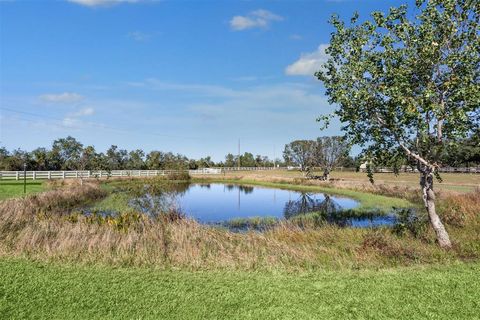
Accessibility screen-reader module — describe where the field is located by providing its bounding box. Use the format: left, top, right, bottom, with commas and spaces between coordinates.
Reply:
1, 258, 479, 320
0, 180, 45, 200
0, 171, 479, 319
220, 170, 480, 192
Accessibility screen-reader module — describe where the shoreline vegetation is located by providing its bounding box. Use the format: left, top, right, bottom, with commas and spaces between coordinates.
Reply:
0, 174, 478, 271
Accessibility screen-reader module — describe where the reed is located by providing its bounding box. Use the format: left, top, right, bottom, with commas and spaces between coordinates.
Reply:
0, 180, 478, 271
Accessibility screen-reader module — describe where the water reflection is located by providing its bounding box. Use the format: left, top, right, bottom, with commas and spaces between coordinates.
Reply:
283, 192, 397, 227
128, 182, 189, 220
92, 182, 401, 229
283, 193, 342, 219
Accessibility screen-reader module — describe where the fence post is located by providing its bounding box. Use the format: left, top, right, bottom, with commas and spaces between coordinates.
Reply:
33, 171, 36, 180
16, 171, 19, 180
48, 171, 51, 179
62, 171, 65, 179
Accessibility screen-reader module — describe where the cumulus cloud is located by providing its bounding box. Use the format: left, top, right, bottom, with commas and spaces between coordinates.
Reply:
68, 0, 143, 7
285, 44, 329, 76
230, 9, 283, 31
39, 92, 84, 104
62, 107, 95, 128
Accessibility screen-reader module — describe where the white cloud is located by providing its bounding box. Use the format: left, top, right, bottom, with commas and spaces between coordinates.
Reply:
285, 44, 330, 76
230, 9, 283, 31
127, 31, 151, 42
73, 107, 95, 116
62, 107, 95, 128
68, 0, 144, 7
39, 92, 84, 103
289, 34, 303, 41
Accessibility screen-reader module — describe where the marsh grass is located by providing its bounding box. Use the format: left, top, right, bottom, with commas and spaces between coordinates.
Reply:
0, 178, 478, 270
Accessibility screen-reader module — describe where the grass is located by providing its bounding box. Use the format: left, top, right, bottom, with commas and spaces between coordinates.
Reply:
1, 258, 479, 320
1, 180, 478, 270
0, 176, 479, 319
220, 170, 480, 192
0, 180, 45, 200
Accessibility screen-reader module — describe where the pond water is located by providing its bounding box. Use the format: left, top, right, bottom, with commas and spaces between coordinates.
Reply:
129, 183, 397, 228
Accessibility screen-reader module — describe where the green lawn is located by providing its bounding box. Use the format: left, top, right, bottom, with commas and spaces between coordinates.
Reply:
1, 258, 478, 320
0, 181, 44, 200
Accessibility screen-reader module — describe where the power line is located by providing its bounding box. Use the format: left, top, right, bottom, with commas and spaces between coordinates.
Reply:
0, 107, 205, 141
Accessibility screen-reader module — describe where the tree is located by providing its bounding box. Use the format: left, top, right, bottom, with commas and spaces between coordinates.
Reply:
51, 136, 84, 170
442, 129, 480, 166
224, 153, 236, 167
126, 149, 145, 170
317, 0, 479, 248
196, 156, 215, 168
31, 148, 49, 170
283, 140, 316, 174
315, 136, 350, 180
239, 152, 256, 167
145, 151, 163, 170
106, 145, 128, 170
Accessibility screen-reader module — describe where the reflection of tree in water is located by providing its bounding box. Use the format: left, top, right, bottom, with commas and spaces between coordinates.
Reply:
225, 184, 254, 194
283, 193, 389, 227
129, 182, 189, 220
238, 185, 254, 194
284, 193, 342, 218
166, 182, 190, 196
198, 183, 211, 189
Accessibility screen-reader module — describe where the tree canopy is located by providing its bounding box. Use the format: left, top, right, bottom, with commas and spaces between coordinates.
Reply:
317, 0, 479, 248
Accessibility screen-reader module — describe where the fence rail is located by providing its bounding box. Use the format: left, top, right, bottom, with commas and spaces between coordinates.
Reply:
359, 166, 480, 174
1, 165, 478, 180
216, 166, 283, 171
0, 168, 223, 180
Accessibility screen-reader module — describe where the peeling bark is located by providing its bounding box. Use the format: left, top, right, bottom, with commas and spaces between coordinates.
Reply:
420, 168, 452, 249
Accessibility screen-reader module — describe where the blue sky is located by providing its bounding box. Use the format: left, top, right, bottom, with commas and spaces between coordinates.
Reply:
0, 0, 407, 161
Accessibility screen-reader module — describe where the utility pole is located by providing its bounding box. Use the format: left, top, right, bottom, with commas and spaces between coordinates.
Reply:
237, 139, 240, 169
23, 163, 27, 194
273, 145, 276, 168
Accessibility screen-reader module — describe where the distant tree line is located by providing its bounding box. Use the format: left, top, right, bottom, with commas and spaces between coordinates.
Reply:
283, 136, 354, 179
0, 136, 279, 171
283, 134, 480, 176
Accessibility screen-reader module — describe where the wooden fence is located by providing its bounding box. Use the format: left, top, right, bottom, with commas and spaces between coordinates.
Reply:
359, 166, 480, 174
0, 168, 222, 180
1, 166, 478, 180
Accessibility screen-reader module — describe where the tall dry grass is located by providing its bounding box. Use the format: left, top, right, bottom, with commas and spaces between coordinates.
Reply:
0, 180, 478, 270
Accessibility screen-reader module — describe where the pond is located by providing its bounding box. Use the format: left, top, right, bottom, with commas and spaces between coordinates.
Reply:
128, 183, 397, 229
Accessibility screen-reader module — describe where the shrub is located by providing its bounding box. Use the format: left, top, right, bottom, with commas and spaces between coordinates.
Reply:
167, 171, 191, 181
392, 208, 429, 238
437, 189, 480, 227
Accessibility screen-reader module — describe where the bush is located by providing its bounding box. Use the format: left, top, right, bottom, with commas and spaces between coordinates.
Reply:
392, 208, 428, 238
437, 189, 480, 227
167, 171, 191, 181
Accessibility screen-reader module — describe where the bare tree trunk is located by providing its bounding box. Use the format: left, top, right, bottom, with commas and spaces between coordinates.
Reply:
323, 168, 330, 181
420, 169, 452, 249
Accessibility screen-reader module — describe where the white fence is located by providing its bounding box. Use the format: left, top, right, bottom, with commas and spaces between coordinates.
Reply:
2, 166, 477, 181
359, 166, 480, 174
217, 166, 282, 171
0, 168, 222, 180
